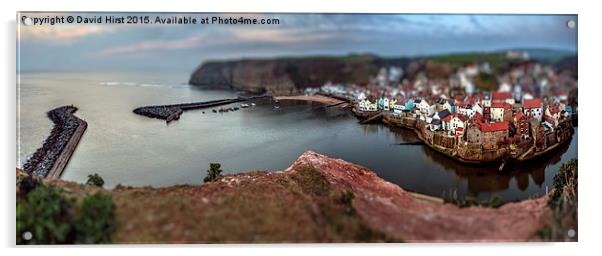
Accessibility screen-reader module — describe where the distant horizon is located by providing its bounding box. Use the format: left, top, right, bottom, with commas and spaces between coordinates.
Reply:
18, 46, 576, 73
18, 13, 577, 72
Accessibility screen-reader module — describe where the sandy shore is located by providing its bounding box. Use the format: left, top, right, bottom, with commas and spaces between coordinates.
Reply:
275, 94, 346, 106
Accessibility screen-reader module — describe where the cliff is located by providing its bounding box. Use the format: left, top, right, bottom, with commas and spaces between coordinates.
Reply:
189, 51, 578, 95
189, 55, 412, 95
22, 151, 555, 243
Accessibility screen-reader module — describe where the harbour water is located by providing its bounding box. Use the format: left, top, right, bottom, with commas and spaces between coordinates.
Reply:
18, 71, 577, 201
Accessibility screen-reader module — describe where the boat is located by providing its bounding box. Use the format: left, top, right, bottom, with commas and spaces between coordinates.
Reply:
251, 103, 256, 107
240, 103, 250, 108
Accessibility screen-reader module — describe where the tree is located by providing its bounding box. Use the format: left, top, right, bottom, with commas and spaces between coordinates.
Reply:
86, 173, 105, 187
74, 193, 116, 244
203, 163, 223, 183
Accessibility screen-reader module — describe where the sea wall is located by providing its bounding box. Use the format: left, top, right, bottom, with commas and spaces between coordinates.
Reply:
133, 96, 268, 123
23, 106, 87, 178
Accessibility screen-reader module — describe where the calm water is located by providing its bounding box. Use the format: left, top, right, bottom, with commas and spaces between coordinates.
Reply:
17, 71, 578, 201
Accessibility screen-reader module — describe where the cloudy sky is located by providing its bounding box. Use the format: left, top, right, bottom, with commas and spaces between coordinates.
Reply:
17, 13, 577, 72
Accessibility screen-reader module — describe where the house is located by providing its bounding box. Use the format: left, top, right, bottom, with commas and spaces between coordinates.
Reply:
404, 99, 415, 112
449, 114, 468, 136
442, 100, 455, 113
545, 105, 562, 127
429, 118, 442, 131
358, 99, 369, 111
433, 109, 451, 120
466, 122, 482, 144
442, 114, 467, 136
512, 112, 529, 140
523, 98, 543, 121
480, 122, 510, 150
413, 99, 422, 112
378, 97, 385, 110
435, 97, 447, 112
359, 98, 378, 112
383, 97, 390, 111
416, 99, 435, 119
490, 103, 512, 122
492, 91, 515, 105
389, 98, 397, 110
455, 103, 474, 118
392, 99, 406, 114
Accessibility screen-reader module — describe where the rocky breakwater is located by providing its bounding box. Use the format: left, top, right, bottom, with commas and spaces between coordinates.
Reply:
133, 96, 267, 123
189, 55, 412, 95
23, 106, 87, 178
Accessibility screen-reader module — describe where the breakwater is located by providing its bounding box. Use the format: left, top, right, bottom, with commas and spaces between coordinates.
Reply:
23, 106, 87, 178
133, 96, 269, 123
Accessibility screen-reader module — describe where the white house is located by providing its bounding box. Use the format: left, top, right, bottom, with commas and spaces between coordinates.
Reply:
417, 100, 435, 119
490, 103, 511, 122
455, 103, 474, 118
382, 98, 390, 111
393, 100, 405, 114
441, 114, 467, 136
523, 98, 543, 121
442, 100, 455, 113
449, 115, 468, 136
359, 99, 378, 112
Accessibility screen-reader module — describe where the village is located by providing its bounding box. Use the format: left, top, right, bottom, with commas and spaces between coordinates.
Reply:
310, 57, 577, 166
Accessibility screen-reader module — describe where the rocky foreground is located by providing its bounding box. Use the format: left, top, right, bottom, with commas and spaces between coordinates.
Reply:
32, 151, 558, 243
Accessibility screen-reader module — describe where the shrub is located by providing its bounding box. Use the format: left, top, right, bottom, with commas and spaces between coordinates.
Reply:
17, 175, 39, 196
16, 182, 117, 244
203, 163, 223, 183
540, 158, 578, 241
74, 193, 116, 244
488, 195, 504, 208
549, 159, 578, 208
16, 184, 73, 244
86, 173, 105, 187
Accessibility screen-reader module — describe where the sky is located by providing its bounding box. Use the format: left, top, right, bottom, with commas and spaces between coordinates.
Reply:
17, 13, 577, 72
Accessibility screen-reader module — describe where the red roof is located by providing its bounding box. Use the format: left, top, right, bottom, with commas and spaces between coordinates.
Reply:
471, 112, 483, 122
523, 99, 542, 109
492, 92, 513, 100
453, 114, 468, 122
480, 122, 509, 132
491, 103, 512, 110
442, 115, 452, 122
513, 112, 525, 120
